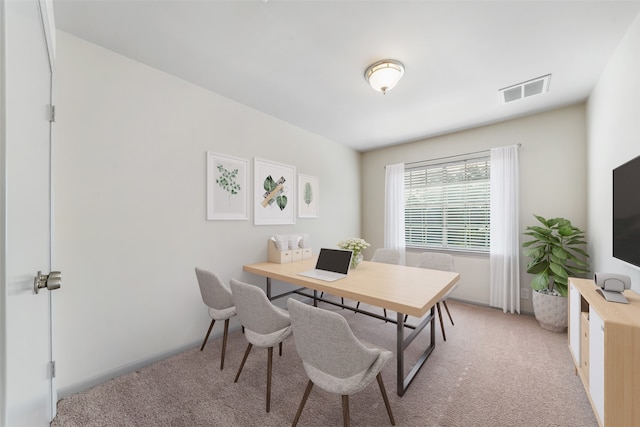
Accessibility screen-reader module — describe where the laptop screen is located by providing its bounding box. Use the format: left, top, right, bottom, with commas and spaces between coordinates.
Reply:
315, 248, 353, 274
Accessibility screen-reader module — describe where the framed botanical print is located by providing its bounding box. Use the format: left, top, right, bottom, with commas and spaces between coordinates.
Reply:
254, 157, 296, 225
206, 152, 248, 220
298, 174, 319, 218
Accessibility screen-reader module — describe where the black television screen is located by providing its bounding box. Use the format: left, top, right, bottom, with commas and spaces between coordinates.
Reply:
613, 154, 640, 268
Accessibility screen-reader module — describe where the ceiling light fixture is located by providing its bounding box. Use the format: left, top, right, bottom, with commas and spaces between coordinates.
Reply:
364, 59, 404, 94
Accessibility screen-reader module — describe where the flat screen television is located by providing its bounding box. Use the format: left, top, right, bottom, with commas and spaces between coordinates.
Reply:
613, 154, 640, 268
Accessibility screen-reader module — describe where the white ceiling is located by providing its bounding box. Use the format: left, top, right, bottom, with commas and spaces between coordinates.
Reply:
53, 0, 640, 152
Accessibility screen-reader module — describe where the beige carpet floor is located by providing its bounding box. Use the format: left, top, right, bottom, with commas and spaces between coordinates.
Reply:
52, 299, 598, 426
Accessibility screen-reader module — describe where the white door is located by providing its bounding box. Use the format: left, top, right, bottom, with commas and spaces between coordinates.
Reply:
2, 0, 57, 425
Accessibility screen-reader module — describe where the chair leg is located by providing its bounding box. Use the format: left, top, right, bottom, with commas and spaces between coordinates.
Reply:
403, 314, 408, 323
234, 343, 252, 383
442, 300, 454, 325
383, 308, 387, 322
279, 340, 283, 356
267, 347, 273, 413
356, 301, 360, 310
342, 395, 350, 427
200, 319, 215, 351
220, 318, 229, 370
436, 302, 446, 341
291, 380, 314, 427
376, 373, 395, 425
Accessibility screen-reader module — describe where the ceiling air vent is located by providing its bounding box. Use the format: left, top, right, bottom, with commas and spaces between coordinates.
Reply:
499, 74, 551, 104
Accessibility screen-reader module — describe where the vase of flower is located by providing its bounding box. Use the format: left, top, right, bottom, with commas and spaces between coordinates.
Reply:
351, 253, 364, 269
337, 238, 370, 269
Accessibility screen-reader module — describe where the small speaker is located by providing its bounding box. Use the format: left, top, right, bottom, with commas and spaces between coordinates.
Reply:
594, 273, 631, 292
594, 273, 632, 303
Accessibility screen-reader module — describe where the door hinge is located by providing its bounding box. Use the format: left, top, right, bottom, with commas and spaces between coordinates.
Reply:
49, 361, 56, 379
49, 105, 56, 123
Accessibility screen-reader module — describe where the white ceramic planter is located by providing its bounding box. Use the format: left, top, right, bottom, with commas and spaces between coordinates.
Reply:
532, 290, 568, 332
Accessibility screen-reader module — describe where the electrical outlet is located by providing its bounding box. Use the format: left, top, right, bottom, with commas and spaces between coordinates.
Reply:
520, 287, 530, 299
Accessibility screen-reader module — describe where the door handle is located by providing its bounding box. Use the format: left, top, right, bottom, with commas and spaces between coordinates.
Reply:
34, 271, 62, 294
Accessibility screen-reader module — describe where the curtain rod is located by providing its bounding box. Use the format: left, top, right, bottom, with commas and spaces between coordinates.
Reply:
400, 143, 521, 168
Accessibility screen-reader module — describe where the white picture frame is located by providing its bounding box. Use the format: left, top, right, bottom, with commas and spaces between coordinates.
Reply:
298, 174, 319, 218
206, 152, 248, 220
254, 157, 296, 225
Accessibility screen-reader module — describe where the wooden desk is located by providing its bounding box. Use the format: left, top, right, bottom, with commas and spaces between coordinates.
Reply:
243, 258, 460, 396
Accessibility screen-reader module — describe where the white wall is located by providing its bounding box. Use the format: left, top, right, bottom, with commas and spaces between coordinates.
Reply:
587, 13, 640, 292
361, 105, 588, 313
53, 32, 361, 395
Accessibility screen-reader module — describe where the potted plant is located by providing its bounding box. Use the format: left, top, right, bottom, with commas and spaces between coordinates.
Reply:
522, 215, 590, 332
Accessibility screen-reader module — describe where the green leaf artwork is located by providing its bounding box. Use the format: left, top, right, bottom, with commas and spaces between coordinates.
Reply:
262, 175, 287, 211
264, 175, 276, 193
276, 195, 287, 210
304, 182, 313, 207
216, 164, 241, 200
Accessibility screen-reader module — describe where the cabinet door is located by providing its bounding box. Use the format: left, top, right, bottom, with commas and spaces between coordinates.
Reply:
569, 284, 581, 364
589, 308, 605, 424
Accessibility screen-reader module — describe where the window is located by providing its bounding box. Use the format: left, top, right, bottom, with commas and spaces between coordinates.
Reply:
404, 155, 490, 253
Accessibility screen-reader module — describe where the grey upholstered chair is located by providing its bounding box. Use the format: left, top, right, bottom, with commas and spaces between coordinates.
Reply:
415, 252, 457, 341
287, 298, 395, 427
194, 267, 237, 370
356, 248, 402, 317
230, 279, 293, 413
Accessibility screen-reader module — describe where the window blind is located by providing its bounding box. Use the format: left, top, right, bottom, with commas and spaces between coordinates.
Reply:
404, 156, 490, 252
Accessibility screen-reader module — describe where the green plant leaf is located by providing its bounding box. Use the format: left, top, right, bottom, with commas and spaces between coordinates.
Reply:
531, 272, 549, 290
549, 218, 567, 227
566, 238, 587, 245
521, 240, 539, 248
554, 276, 568, 286
570, 247, 590, 257
551, 246, 569, 260
526, 261, 548, 274
558, 225, 578, 237
555, 283, 568, 297
526, 226, 552, 236
549, 262, 568, 279
523, 246, 545, 259
534, 215, 550, 227
566, 266, 591, 275
566, 252, 589, 266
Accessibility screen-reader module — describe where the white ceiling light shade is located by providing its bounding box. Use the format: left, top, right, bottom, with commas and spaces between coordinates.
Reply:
364, 59, 405, 94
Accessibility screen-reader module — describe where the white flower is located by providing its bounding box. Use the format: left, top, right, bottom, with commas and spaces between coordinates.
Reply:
337, 238, 370, 255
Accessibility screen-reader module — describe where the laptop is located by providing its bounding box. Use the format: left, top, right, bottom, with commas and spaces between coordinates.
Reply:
298, 248, 353, 282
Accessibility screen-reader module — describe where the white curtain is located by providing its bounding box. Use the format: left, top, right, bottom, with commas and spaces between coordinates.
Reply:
489, 145, 520, 314
384, 163, 406, 265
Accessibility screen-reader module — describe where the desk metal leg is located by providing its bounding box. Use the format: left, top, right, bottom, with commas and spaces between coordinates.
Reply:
263, 278, 436, 397
396, 313, 405, 396
397, 306, 436, 396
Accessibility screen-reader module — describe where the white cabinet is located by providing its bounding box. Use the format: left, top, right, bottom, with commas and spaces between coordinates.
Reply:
588, 307, 604, 423
568, 278, 640, 427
